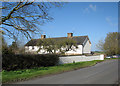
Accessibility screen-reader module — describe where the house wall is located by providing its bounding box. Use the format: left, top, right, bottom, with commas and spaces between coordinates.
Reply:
25, 46, 39, 53
25, 46, 50, 54
25, 45, 83, 54
65, 45, 83, 55
83, 40, 91, 54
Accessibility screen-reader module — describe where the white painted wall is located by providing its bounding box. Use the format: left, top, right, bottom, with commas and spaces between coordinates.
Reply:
25, 45, 83, 54
25, 46, 49, 54
25, 46, 40, 52
65, 45, 83, 55
59, 55, 104, 64
38, 49, 49, 54
83, 40, 91, 54
25, 41, 91, 54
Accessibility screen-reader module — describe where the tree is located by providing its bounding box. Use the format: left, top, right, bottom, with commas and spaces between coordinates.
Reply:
37, 38, 78, 54
57, 38, 78, 54
96, 39, 104, 51
1, 36, 7, 54
96, 32, 120, 55
1, 36, 25, 54
1, 1, 63, 40
1, 36, 13, 54
9, 41, 19, 53
62, 38, 78, 51
37, 38, 57, 54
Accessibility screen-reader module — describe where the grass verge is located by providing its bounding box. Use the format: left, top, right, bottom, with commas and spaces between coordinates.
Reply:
105, 58, 120, 60
2, 60, 104, 84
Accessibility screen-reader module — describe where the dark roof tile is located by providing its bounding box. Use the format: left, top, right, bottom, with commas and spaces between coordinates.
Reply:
25, 36, 90, 46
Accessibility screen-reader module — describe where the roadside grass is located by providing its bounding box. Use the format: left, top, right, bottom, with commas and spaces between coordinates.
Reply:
2, 60, 103, 83
105, 58, 120, 60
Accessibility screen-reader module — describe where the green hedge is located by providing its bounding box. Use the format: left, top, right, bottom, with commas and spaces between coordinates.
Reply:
2, 54, 59, 71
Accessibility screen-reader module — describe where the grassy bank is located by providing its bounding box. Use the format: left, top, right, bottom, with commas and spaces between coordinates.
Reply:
2, 60, 103, 83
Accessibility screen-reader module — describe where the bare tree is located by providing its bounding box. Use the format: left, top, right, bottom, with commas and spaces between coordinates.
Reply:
96, 32, 120, 55
96, 39, 104, 51
0, 1, 63, 40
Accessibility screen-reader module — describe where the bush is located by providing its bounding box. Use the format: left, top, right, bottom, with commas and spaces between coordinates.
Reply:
2, 54, 59, 71
2, 45, 14, 55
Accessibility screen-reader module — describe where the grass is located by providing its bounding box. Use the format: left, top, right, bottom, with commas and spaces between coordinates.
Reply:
105, 58, 120, 60
2, 60, 104, 84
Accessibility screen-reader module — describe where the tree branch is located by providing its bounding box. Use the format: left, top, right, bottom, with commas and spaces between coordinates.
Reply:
2, 2, 22, 23
1, 27, 16, 39
2, 2, 34, 24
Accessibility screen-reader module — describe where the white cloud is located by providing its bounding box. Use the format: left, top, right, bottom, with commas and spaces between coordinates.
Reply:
106, 17, 111, 23
83, 4, 96, 13
105, 17, 118, 27
89, 4, 96, 11
84, 7, 90, 13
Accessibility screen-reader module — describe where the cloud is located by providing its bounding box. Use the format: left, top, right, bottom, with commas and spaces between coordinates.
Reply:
105, 17, 118, 27
84, 8, 90, 13
83, 4, 96, 13
106, 17, 111, 23
89, 4, 96, 11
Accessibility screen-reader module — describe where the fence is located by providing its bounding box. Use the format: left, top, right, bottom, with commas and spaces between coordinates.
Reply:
59, 55, 104, 64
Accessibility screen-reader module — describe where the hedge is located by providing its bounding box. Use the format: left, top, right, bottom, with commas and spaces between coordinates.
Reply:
2, 54, 59, 71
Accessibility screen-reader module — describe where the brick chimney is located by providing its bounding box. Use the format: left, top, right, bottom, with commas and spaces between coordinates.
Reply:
67, 33, 73, 38
41, 35, 46, 39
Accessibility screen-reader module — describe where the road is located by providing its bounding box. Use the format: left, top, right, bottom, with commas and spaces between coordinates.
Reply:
15, 59, 118, 84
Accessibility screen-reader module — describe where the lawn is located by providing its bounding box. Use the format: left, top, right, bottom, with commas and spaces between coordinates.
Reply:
2, 60, 104, 83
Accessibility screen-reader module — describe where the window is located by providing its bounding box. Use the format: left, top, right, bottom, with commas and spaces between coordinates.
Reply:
32, 46, 34, 49
25, 46, 29, 50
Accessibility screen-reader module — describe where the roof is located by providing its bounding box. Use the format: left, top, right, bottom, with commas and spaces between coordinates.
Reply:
25, 36, 91, 46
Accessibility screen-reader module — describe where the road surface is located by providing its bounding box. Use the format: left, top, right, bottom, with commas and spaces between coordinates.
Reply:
15, 59, 118, 84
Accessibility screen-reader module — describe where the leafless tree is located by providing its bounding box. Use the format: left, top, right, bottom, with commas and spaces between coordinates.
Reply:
0, 1, 63, 40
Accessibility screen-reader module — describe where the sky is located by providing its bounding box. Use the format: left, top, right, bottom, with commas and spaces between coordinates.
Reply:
5, 2, 118, 51
38, 2, 118, 51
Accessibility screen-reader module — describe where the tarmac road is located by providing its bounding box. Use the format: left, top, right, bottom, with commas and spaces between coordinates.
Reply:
15, 59, 118, 84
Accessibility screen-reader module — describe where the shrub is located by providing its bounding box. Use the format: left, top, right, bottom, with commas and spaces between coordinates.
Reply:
2, 54, 59, 71
2, 45, 14, 55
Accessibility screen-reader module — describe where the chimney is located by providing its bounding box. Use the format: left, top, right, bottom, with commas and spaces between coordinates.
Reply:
67, 33, 73, 38
41, 35, 46, 39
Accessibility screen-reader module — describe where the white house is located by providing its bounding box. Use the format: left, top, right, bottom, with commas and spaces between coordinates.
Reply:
25, 33, 91, 55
